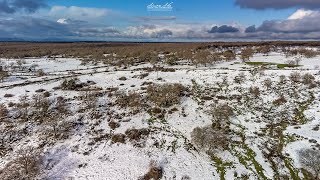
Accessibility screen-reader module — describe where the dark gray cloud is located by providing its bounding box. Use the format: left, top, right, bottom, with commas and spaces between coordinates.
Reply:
0, 17, 74, 40
208, 25, 239, 33
0, 0, 46, 14
150, 29, 173, 38
235, 0, 320, 10
245, 25, 256, 33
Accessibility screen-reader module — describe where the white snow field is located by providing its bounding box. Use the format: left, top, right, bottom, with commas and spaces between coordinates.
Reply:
0, 51, 319, 180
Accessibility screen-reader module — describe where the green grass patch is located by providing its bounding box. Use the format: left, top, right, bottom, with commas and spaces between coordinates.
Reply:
284, 158, 301, 180
211, 155, 233, 180
245, 62, 274, 66
245, 61, 301, 69
277, 64, 301, 69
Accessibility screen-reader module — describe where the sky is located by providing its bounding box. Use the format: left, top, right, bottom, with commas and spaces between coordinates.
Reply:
1, 0, 320, 41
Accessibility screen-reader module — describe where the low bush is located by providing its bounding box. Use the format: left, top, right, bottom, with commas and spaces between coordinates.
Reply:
289, 72, 301, 83
0, 147, 42, 180
147, 83, 186, 107
302, 73, 315, 85
60, 78, 83, 90
191, 125, 230, 152
0, 104, 8, 119
111, 134, 126, 144
125, 128, 150, 141
4, 94, 14, 98
115, 91, 143, 112
108, 121, 120, 130
141, 160, 163, 180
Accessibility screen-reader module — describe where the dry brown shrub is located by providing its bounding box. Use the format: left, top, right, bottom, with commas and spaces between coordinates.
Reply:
111, 134, 126, 144
0, 104, 8, 119
273, 95, 287, 106
191, 125, 230, 152
289, 72, 301, 83
125, 128, 150, 141
302, 73, 315, 85
0, 147, 42, 180
115, 91, 143, 111
146, 83, 186, 107
141, 160, 163, 180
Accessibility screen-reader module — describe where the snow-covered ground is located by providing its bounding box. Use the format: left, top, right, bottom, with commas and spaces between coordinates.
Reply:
0, 51, 319, 179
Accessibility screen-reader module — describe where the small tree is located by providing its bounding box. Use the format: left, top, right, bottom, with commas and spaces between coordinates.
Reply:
223, 50, 236, 61
17, 95, 29, 121
0, 146, 41, 180
240, 48, 254, 62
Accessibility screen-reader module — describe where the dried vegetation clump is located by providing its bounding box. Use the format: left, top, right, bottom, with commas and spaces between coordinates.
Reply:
146, 83, 186, 108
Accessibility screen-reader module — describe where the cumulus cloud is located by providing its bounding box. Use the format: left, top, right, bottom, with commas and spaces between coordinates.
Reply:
257, 16, 320, 33
0, 0, 46, 14
288, 9, 317, 20
208, 25, 239, 33
56, 18, 87, 25
150, 29, 173, 38
235, 0, 320, 10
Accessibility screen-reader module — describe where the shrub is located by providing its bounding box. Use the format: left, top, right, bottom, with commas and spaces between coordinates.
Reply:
147, 83, 186, 107
81, 90, 98, 109
302, 73, 315, 85
273, 95, 287, 106
165, 54, 179, 65
0, 104, 8, 119
0, 147, 41, 180
234, 72, 246, 84
0, 70, 9, 82
240, 48, 254, 62
116, 91, 143, 110
141, 160, 163, 180
55, 96, 69, 115
298, 148, 320, 179
111, 134, 126, 144
42, 114, 74, 140
263, 78, 272, 89
249, 86, 260, 98
289, 72, 301, 83
223, 50, 236, 61
35, 89, 46, 93
43, 91, 51, 97
108, 121, 120, 130
36, 69, 47, 77
32, 94, 50, 117
17, 95, 29, 121
119, 76, 127, 81
212, 103, 233, 124
279, 75, 286, 84
191, 125, 230, 152
125, 128, 150, 141
60, 78, 83, 90
4, 94, 14, 98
